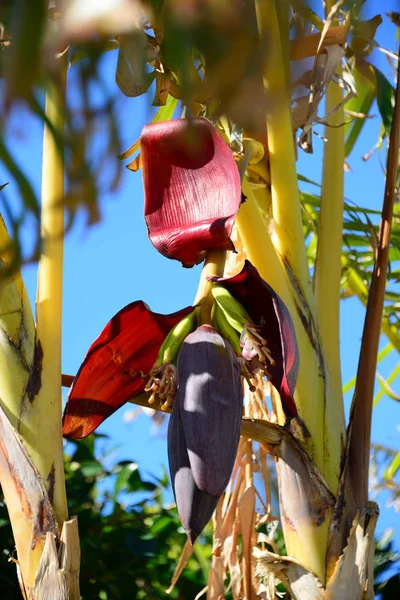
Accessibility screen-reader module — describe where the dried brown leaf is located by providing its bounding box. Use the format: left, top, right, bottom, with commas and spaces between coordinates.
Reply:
290, 26, 348, 61
126, 153, 142, 172
238, 485, 257, 599
326, 503, 378, 599
166, 539, 193, 595
297, 45, 346, 151
207, 500, 225, 600
318, 1, 345, 54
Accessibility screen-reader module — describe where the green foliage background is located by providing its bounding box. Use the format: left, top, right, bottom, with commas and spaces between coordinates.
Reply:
0, 434, 212, 599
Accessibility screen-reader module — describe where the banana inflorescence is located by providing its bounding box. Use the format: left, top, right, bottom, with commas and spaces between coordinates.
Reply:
168, 325, 243, 543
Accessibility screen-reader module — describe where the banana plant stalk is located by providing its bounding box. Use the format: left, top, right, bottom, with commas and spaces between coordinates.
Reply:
0, 58, 80, 598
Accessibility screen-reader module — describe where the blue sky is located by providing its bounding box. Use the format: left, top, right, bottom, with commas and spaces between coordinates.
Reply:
1, 4, 399, 555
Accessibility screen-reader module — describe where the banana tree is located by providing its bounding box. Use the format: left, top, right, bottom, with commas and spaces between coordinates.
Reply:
0, 1, 399, 599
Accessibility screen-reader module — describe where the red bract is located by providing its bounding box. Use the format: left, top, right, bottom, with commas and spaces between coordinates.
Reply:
141, 118, 241, 267
213, 261, 299, 418
62, 301, 194, 439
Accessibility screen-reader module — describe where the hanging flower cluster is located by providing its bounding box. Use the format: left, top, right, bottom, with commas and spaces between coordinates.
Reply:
63, 118, 299, 543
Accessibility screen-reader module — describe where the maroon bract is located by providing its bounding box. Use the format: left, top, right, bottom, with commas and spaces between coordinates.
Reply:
141, 118, 242, 267
212, 260, 299, 418
176, 325, 242, 497
167, 325, 243, 544
62, 301, 194, 439
168, 397, 219, 545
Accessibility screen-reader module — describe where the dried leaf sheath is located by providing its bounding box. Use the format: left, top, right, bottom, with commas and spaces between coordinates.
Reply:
0, 403, 57, 591
141, 118, 242, 267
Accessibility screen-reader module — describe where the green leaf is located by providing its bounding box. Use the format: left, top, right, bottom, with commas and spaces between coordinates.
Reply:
374, 365, 400, 406
378, 343, 394, 363
376, 528, 395, 550
149, 515, 172, 535
345, 62, 376, 157
343, 375, 356, 395
128, 469, 158, 493
373, 67, 395, 136
80, 461, 104, 478
384, 452, 400, 481
298, 174, 321, 188
0, 139, 39, 218
112, 462, 139, 504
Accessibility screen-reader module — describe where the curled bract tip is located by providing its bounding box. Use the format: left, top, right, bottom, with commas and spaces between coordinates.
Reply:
212, 260, 299, 418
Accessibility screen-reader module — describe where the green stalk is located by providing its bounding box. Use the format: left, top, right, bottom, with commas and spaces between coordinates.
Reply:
249, 0, 349, 583
314, 73, 346, 481
193, 249, 226, 325
18, 62, 68, 528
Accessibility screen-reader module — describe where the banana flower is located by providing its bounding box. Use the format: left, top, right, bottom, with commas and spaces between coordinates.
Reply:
63, 118, 299, 542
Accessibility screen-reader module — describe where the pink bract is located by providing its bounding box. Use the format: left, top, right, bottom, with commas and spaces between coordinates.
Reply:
141, 118, 241, 267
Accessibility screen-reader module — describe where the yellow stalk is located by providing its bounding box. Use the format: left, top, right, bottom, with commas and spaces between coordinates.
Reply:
241, 1, 346, 580
275, 0, 290, 96
18, 63, 68, 528
314, 75, 346, 466
236, 178, 330, 583
237, 178, 328, 460
193, 249, 226, 324
254, 0, 314, 310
